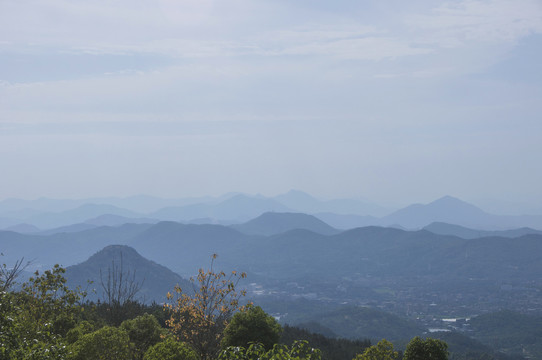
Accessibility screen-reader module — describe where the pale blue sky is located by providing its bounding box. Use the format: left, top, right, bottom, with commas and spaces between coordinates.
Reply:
1, 0, 541, 210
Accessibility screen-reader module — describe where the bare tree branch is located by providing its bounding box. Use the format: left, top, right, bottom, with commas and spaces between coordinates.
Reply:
0, 255, 31, 292
99, 251, 144, 307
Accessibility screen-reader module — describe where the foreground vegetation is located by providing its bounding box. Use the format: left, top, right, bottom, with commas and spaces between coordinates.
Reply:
0, 256, 508, 360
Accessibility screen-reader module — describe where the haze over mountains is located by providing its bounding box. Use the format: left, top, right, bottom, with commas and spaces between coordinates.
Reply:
3, 214, 542, 290
1, 191, 542, 232
2, 191, 542, 358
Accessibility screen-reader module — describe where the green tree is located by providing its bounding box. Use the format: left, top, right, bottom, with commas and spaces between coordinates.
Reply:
403, 337, 448, 360
222, 305, 282, 350
0, 290, 17, 358
65, 321, 96, 344
1, 264, 83, 359
353, 339, 398, 360
219, 340, 321, 360
165, 254, 249, 360
121, 314, 164, 360
67, 326, 131, 360
144, 338, 198, 360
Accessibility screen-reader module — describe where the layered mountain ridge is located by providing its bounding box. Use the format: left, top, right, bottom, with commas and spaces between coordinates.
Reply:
1, 192, 541, 231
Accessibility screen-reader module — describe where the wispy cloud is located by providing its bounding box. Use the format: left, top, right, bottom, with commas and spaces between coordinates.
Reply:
405, 0, 542, 45
1, 0, 541, 203
2, 0, 539, 64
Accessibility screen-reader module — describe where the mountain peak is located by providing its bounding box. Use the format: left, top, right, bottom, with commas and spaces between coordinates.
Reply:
431, 195, 468, 205
276, 189, 316, 200
232, 211, 338, 236
87, 244, 142, 262
428, 196, 484, 212
382, 196, 488, 229
285, 189, 315, 197
66, 245, 190, 303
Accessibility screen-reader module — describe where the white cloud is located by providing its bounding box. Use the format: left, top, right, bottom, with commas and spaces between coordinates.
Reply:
3, 0, 539, 66
406, 0, 542, 45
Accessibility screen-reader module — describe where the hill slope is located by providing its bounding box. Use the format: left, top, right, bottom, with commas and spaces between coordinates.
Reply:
65, 245, 191, 303
424, 222, 542, 239
290, 305, 424, 342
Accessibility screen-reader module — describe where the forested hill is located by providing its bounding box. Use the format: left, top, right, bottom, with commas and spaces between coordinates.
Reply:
65, 245, 192, 303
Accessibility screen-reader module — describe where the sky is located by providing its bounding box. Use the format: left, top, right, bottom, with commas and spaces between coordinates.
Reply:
1, 0, 541, 211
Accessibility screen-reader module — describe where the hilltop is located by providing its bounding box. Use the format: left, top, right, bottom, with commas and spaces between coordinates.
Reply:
65, 245, 191, 303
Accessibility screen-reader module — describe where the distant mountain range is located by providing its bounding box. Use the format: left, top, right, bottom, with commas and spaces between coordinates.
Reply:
2, 192, 541, 232
3, 212, 542, 358
377, 196, 542, 230
272, 190, 391, 217
2, 192, 541, 359
313, 212, 378, 230
150, 194, 292, 223
3, 215, 542, 283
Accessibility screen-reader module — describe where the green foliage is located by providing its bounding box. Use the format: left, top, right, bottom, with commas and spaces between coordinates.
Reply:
121, 314, 164, 359
1, 264, 83, 359
353, 339, 398, 360
88, 299, 156, 326
403, 337, 448, 360
219, 340, 321, 360
0, 290, 17, 357
280, 325, 370, 360
222, 305, 282, 350
67, 326, 131, 360
143, 338, 198, 360
65, 321, 96, 344
19, 265, 82, 335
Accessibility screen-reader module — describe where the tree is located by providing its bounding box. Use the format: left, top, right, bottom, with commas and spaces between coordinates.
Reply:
165, 254, 249, 360
280, 324, 371, 360
222, 305, 282, 350
353, 339, 398, 360
0, 290, 17, 358
67, 326, 131, 360
65, 321, 97, 344
403, 337, 448, 360
0, 256, 30, 291
1, 264, 83, 359
121, 314, 164, 360
144, 338, 198, 360
219, 340, 321, 360
100, 252, 144, 326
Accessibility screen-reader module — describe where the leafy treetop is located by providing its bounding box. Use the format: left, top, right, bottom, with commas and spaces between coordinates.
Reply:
165, 254, 250, 360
